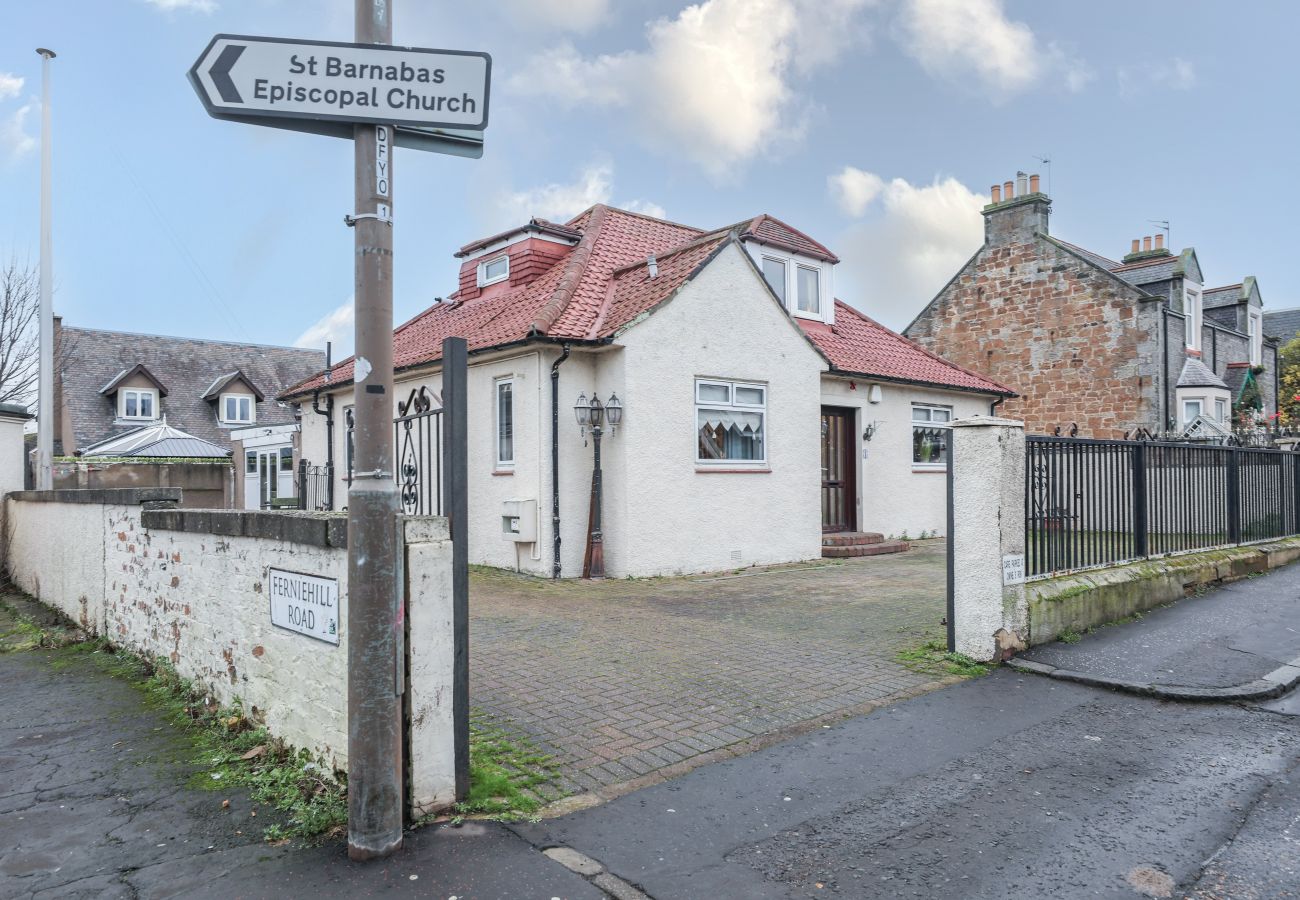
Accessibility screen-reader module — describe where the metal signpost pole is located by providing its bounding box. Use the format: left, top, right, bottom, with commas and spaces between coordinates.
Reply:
346, 0, 402, 861
35, 48, 56, 491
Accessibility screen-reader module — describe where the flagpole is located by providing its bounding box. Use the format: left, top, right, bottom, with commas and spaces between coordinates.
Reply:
35, 48, 56, 491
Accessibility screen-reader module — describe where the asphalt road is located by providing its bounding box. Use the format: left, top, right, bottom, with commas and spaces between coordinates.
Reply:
518, 671, 1299, 899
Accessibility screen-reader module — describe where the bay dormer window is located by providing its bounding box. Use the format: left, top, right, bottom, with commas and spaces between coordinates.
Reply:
477, 255, 509, 287
1248, 309, 1263, 366
121, 388, 157, 420
1183, 282, 1202, 351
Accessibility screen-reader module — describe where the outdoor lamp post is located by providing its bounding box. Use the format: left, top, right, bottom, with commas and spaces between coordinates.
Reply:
575, 392, 623, 578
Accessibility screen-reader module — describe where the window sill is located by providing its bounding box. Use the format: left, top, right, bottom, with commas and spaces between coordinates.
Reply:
491, 469, 514, 476
696, 467, 771, 474
912, 466, 947, 473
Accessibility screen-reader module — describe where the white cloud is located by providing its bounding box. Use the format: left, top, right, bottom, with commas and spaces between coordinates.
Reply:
834, 174, 986, 329
141, 0, 217, 11
296, 299, 354, 359
895, 0, 1087, 97
1118, 58, 1196, 97
498, 0, 610, 33
0, 73, 23, 101
493, 163, 666, 228
1, 103, 36, 160
829, 166, 885, 217
509, 0, 874, 177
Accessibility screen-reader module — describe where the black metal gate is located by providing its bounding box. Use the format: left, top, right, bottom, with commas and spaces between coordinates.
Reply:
297, 462, 334, 511
393, 385, 443, 516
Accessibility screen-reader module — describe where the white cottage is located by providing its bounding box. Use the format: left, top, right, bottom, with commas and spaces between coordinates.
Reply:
281, 206, 1014, 578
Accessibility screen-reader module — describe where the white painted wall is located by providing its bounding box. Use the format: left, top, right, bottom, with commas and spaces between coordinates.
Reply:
609, 242, 826, 575
820, 378, 995, 539
5, 498, 457, 812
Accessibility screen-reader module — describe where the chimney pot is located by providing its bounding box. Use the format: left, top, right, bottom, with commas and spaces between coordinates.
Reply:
1029, 174, 1040, 194
1154, 233, 1164, 250
1016, 172, 1028, 196
990, 184, 1002, 203
1004, 180, 1014, 200
1131, 239, 1140, 254
1143, 236, 1152, 252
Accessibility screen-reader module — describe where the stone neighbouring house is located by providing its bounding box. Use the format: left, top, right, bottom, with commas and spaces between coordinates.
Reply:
54, 320, 326, 508
281, 205, 1013, 578
904, 173, 1279, 437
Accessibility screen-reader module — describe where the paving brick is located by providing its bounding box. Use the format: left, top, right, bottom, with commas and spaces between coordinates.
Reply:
470, 543, 953, 795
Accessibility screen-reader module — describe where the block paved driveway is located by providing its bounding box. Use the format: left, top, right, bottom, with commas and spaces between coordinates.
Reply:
470, 540, 954, 802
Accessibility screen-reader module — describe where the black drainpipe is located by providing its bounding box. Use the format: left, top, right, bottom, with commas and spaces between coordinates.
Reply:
1161, 307, 1169, 430
550, 344, 571, 579
989, 395, 1005, 417
311, 341, 336, 508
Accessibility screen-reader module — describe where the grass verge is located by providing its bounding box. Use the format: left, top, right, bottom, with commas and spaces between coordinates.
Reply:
451, 714, 563, 821
58, 639, 347, 844
896, 639, 994, 679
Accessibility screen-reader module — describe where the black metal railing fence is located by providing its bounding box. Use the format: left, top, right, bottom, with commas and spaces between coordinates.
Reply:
1026, 436, 1300, 577
297, 462, 334, 511
394, 385, 443, 517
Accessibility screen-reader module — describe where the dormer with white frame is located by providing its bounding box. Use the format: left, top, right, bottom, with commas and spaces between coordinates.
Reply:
100, 364, 167, 423
202, 370, 265, 427
453, 217, 582, 302
739, 214, 839, 327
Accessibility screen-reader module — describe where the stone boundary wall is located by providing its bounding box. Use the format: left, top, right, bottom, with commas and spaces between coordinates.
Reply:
4, 489, 456, 812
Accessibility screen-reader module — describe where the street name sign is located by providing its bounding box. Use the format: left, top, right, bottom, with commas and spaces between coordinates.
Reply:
267, 567, 340, 645
189, 34, 491, 132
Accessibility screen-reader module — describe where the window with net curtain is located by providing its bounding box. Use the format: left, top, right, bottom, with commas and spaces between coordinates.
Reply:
912, 404, 951, 466
697, 379, 766, 463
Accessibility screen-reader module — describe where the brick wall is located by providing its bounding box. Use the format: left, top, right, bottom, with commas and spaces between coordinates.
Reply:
907, 196, 1159, 437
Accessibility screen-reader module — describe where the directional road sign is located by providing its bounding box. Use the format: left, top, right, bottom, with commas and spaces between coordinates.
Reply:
189, 34, 490, 132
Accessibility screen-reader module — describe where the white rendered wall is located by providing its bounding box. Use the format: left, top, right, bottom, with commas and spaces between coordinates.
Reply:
610, 243, 826, 575
820, 378, 995, 539
5, 498, 457, 811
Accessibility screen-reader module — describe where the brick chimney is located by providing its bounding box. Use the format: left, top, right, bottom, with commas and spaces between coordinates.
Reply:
983, 171, 1050, 246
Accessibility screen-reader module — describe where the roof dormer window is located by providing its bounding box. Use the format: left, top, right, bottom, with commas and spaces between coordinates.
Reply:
761, 257, 787, 302
121, 388, 157, 421
221, 393, 255, 425
477, 255, 509, 287
797, 265, 821, 315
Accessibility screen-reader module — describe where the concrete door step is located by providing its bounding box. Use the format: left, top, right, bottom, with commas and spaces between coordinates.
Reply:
822, 539, 910, 558
822, 531, 887, 547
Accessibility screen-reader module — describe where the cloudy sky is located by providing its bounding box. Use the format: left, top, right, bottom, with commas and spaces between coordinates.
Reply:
1, 1, 1296, 357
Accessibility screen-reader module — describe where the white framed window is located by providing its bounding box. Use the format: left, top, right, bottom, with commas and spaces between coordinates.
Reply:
121, 388, 157, 420
220, 393, 255, 424
1182, 399, 1203, 424
245, 450, 257, 475
761, 257, 787, 302
495, 378, 514, 467
477, 255, 509, 287
1183, 283, 1202, 350
1248, 310, 1263, 366
696, 378, 766, 465
1215, 398, 1228, 423
912, 404, 952, 467
796, 265, 820, 315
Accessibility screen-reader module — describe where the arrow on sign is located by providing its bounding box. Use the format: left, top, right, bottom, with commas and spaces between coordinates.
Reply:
210, 44, 245, 103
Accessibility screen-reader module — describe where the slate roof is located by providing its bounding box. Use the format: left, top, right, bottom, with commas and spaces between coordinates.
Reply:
804, 301, 1014, 395
1176, 357, 1229, 390
1111, 253, 1178, 286
1265, 308, 1300, 342
282, 205, 1002, 399
1204, 283, 1244, 309
60, 326, 326, 452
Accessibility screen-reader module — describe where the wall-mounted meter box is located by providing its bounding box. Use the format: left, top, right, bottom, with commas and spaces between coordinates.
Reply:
501, 498, 537, 542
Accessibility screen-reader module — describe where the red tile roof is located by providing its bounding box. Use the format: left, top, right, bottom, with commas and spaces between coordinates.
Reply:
741, 214, 840, 263
281, 205, 1004, 399
804, 301, 1015, 396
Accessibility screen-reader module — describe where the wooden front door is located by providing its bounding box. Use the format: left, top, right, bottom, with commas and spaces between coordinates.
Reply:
821, 407, 856, 532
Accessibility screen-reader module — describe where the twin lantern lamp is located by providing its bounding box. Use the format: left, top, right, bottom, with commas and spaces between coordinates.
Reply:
573, 391, 623, 438
572, 391, 622, 579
